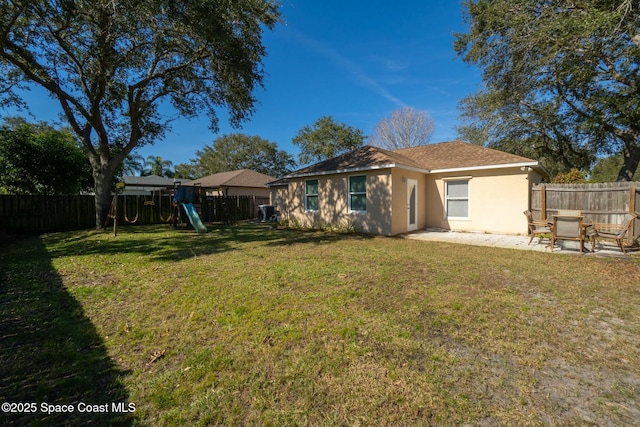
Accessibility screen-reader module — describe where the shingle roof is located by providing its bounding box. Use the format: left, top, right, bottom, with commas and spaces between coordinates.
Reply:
189, 169, 276, 188
287, 145, 427, 177
394, 141, 536, 170
286, 141, 539, 178
266, 177, 290, 187
122, 175, 185, 186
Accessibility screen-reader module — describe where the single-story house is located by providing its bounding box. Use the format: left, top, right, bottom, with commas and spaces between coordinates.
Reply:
121, 175, 188, 195
269, 141, 548, 236
189, 169, 276, 198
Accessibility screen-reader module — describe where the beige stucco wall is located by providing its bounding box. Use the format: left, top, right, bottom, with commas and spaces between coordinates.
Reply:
425, 168, 543, 235
280, 170, 395, 235
390, 169, 428, 235
272, 167, 543, 236
270, 186, 289, 215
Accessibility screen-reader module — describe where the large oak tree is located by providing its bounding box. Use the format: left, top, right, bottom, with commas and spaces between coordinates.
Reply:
193, 133, 295, 177
455, 0, 640, 181
292, 116, 366, 165
0, 0, 280, 226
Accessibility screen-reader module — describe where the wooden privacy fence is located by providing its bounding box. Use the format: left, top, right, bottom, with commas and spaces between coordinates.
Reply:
0, 194, 270, 234
199, 196, 270, 223
0, 195, 96, 234
530, 182, 640, 242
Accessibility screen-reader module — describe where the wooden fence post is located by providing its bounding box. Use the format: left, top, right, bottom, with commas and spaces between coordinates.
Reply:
630, 185, 637, 244
540, 184, 546, 221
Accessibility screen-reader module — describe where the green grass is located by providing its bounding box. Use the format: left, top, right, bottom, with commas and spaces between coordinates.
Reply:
1, 223, 640, 426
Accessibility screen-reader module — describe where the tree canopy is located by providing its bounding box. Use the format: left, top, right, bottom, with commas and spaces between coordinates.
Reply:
292, 116, 366, 165
455, 0, 640, 181
369, 107, 434, 150
193, 133, 295, 178
0, 117, 92, 194
0, 0, 280, 226
590, 154, 640, 183
174, 163, 199, 180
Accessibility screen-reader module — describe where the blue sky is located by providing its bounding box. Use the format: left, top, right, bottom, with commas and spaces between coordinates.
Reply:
2, 1, 482, 169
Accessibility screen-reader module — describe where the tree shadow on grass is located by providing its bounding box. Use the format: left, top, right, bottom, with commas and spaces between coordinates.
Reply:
0, 237, 133, 426
261, 227, 377, 248
41, 222, 374, 262
41, 224, 240, 262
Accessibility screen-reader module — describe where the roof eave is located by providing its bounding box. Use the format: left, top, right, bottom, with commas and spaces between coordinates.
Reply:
281, 161, 549, 179
429, 161, 543, 174
533, 164, 551, 178
285, 163, 430, 179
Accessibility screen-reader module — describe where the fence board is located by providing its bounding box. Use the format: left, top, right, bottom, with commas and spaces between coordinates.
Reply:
0, 195, 96, 234
530, 182, 640, 243
0, 194, 270, 234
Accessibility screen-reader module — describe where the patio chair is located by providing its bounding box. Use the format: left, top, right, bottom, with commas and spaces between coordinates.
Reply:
589, 213, 637, 254
524, 210, 551, 245
551, 215, 585, 253
556, 209, 581, 217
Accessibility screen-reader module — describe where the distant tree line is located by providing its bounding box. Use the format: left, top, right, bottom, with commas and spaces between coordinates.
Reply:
3, 110, 634, 198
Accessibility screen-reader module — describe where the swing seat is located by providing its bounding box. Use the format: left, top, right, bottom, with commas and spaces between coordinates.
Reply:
123, 195, 140, 224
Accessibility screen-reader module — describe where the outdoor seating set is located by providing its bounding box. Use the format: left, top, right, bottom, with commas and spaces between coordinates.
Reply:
524, 210, 638, 254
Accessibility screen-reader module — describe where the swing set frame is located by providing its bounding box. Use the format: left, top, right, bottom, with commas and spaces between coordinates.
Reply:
104, 181, 183, 236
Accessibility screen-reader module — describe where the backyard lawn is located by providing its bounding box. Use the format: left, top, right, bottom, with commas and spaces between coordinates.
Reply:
1, 223, 639, 426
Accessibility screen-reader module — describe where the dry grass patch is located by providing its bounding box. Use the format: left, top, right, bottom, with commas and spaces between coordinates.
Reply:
1, 223, 639, 425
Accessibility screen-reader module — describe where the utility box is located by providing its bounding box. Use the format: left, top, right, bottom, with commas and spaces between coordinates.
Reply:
258, 204, 275, 222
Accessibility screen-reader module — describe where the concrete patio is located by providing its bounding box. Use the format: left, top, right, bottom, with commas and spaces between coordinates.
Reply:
404, 228, 639, 257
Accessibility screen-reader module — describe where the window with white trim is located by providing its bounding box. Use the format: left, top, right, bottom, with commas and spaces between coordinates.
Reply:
445, 180, 469, 218
348, 175, 367, 212
305, 179, 318, 211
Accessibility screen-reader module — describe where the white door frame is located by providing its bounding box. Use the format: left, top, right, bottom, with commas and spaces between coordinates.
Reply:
407, 179, 418, 232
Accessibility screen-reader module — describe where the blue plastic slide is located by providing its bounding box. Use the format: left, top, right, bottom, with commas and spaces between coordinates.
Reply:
181, 202, 208, 234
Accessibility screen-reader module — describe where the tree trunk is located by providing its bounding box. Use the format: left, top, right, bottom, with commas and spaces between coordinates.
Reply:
617, 143, 640, 182
94, 166, 117, 229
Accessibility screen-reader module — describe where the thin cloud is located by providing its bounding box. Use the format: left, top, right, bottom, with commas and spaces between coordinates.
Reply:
286, 28, 406, 108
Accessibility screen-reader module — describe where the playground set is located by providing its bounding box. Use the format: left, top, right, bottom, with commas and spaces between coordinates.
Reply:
105, 181, 220, 236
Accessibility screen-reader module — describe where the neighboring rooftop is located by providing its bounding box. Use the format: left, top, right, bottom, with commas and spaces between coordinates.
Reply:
189, 169, 276, 188
122, 175, 184, 187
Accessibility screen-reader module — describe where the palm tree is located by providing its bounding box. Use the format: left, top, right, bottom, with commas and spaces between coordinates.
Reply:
122, 153, 145, 176
143, 156, 174, 177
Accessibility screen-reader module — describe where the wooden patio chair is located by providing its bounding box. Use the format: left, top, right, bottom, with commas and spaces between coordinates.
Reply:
524, 210, 551, 245
551, 215, 585, 253
556, 209, 581, 217
589, 213, 637, 254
